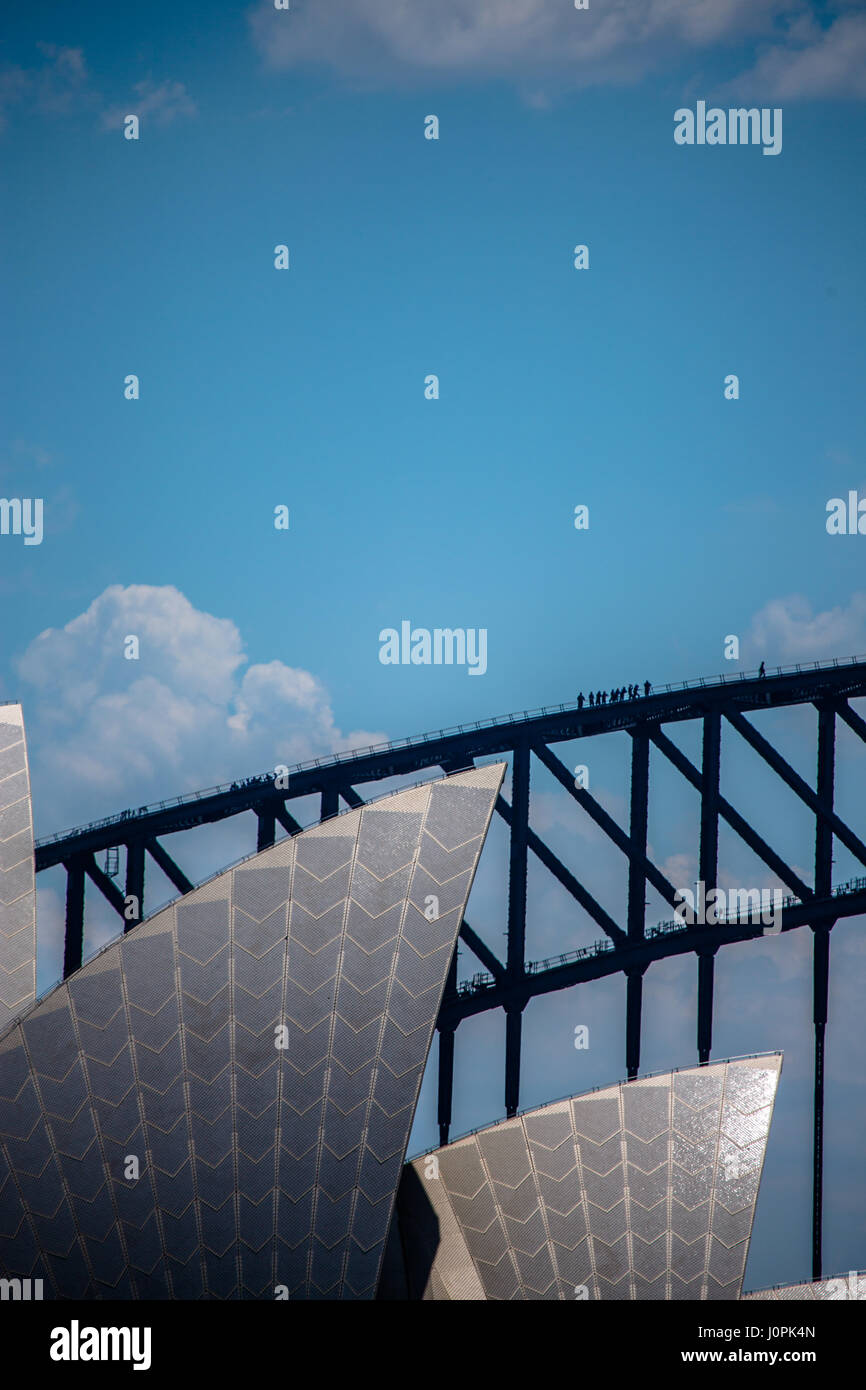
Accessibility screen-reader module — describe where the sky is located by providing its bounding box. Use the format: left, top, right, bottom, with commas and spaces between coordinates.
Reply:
2, 0, 866, 1295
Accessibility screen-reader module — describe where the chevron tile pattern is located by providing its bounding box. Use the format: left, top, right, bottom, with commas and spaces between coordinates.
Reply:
387, 1055, 781, 1301
0, 762, 504, 1299
0, 704, 36, 1034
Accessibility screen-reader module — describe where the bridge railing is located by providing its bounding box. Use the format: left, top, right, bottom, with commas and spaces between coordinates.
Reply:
453, 872, 866, 997
33, 652, 866, 850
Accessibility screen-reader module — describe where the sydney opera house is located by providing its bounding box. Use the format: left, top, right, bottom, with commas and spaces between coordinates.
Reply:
0, 701, 861, 1300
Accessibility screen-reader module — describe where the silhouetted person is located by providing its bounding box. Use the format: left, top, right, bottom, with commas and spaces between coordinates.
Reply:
644, 680, 651, 696
577, 692, 584, 708
601, 691, 608, 704
588, 692, 594, 707
758, 661, 766, 677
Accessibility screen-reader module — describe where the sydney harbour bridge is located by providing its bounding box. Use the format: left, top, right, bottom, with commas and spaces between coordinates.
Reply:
33, 655, 866, 1282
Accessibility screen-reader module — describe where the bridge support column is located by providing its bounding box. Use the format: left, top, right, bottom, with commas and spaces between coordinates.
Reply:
811, 703, 835, 1281
627, 732, 649, 942
62, 857, 86, 978
505, 1006, 523, 1117
625, 732, 649, 1081
125, 841, 145, 931
697, 949, 716, 1065
696, 710, 721, 1067
625, 968, 644, 1080
503, 742, 530, 1116
256, 809, 276, 851
437, 1027, 455, 1147
812, 922, 831, 1281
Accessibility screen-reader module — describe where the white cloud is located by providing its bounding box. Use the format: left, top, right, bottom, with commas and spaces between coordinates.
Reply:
730, 11, 866, 99
0, 47, 196, 134
0, 45, 95, 130
746, 593, 866, 665
248, 0, 803, 90
100, 79, 197, 130
15, 584, 385, 829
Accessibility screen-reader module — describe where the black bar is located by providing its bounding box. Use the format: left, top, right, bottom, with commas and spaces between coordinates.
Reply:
125, 841, 145, 930
62, 857, 86, 978
320, 789, 339, 820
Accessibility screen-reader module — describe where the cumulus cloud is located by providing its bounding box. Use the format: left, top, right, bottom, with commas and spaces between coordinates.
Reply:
247, 0, 809, 91
15, 584, 385, 829
730, 10, 866, 99
746, 593, 866, 665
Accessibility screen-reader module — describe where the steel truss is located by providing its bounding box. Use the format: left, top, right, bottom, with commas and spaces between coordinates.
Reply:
34, 657, 866, 1280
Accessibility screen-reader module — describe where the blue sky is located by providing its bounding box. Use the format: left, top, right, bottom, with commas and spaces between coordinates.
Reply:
2, 0, 866, 1294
